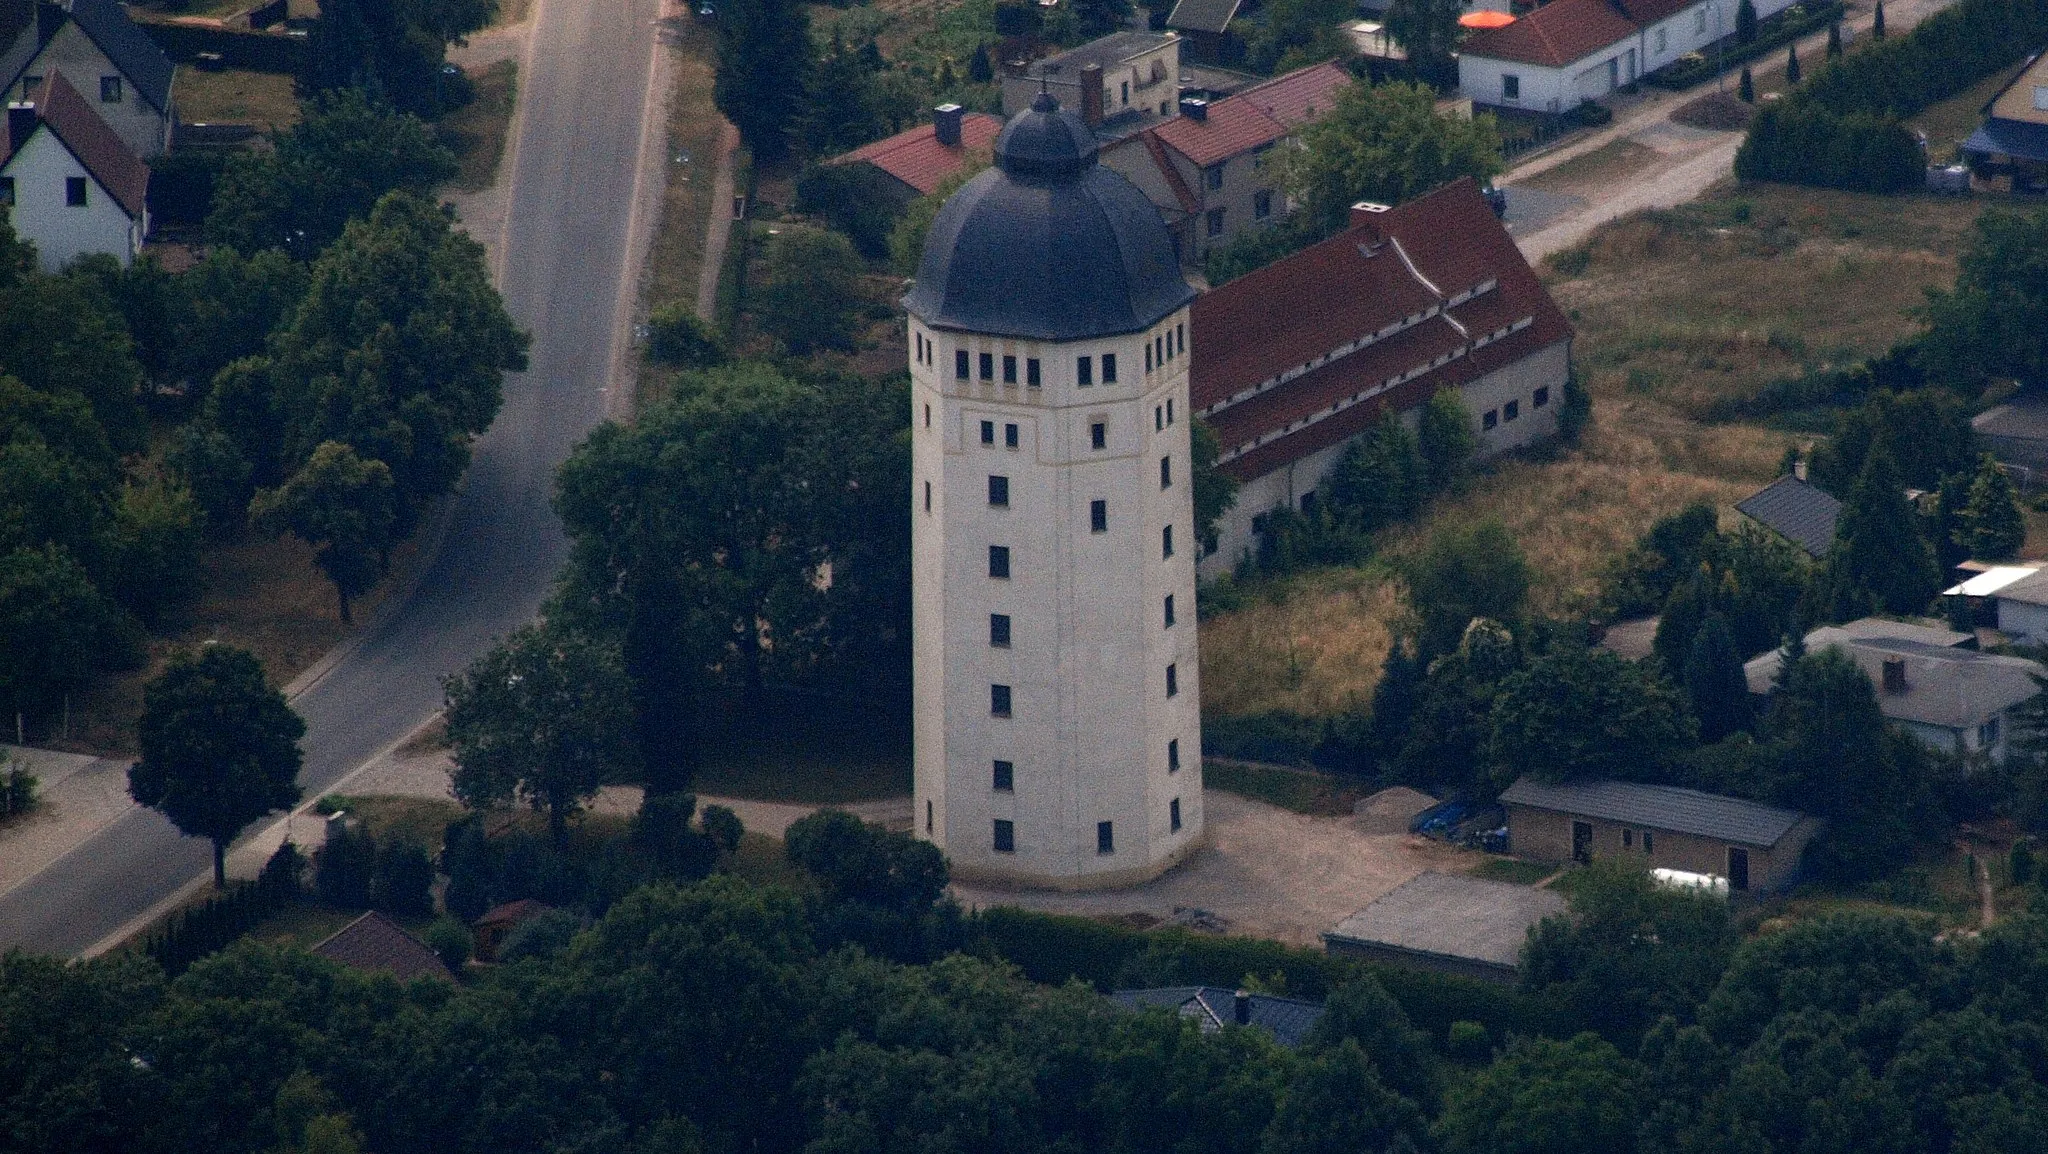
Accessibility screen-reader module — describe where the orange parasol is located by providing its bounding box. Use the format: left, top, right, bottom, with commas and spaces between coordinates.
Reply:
1459, 10, 1517, 28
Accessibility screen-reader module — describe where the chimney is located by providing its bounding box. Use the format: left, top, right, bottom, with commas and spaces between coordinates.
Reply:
1233, 989, 1251, 1026
1179, 96, 1208, 121
1882, 656, 1908, 695
933, 103, 963, 148
6, 104, 34, 154
1350, 201, 1393, 225
1079, 62, 1105, 126
1793, 455, 1808, 482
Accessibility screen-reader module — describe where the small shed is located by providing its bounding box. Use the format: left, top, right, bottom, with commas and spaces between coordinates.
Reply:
1735, 475, 1841, 558
473, 898, 552, 962
1499, 778, 1820, 893
311, 911, 452, 982
1110, 986, 1325, 1047
1323, 872, 1566, 985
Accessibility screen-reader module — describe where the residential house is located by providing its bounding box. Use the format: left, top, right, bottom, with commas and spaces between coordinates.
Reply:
1162, 0, 1241, 63
1, 0, 174, 158
1742, 620, 2042, 763
311, 911, 455, 982
1110, 986, 1326, 1047
1324, 871, 1566, 985
1188, 178, 1573, 575
1, 69, 148, 268
1000, 31, 1183, 141
1990, 567, 2048, 643
1735, 473, 1840, 558
1458, 0, 1790, 113
830, 104, 1004, 206
1963, 50, 2048, 193
1499, 777, 1822, 893
1102, 60, 1351, 265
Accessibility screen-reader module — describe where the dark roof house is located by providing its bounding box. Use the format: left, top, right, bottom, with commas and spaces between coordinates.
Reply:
1735, 475, 1841, 557
311, 911, 454, 982
1164, 0, 1241, 36
1110, 986, 1325, 1047
62, 0, 173, 114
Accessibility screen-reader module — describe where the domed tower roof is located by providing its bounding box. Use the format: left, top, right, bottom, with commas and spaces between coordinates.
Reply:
904, 93, 1195, 342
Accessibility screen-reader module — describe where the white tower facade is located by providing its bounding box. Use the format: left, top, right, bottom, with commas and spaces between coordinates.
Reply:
905, 93, 1203, 888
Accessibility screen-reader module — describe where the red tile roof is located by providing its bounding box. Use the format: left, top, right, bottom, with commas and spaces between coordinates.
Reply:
1137, 128, 1201, 215
1235, 61, 1353, 128
1190, 178, 1573, 480
4, 71, 149, 219
1617, 0, 1701, 26
312, 911, 453, 983
834, 114, 1004, 196
1459, 0, 1640, 67
1153, 94, 1286, 168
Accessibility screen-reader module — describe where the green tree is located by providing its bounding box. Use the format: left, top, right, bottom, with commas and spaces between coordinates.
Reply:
784, 809, 948, 915
1416, 388, 1475, 495
1322, 412, 1423, 535
269, 192, 528, 527
1929, 468, 1974, 571
1827, 21, 1844, 57
304, 0, 494, 117
1191, 416, 1239, 553
1737, 0, 1758, 42
1962, 454, 2026, 561
102, 476, 205, 627
370, 839, 434, 916
1683, 612, 1752, 742
129, 646, 306, 887
1402, 518, 1530, 659
0, 951, 163, 1152
1435, 1033, 1645, 1154
1258, 1039, 1427, 1154
1873, 0, 1885, 37
0, 545, 133, 733
1786, 41, 1801, 85
1739, 65, 1755, 102
1251, 0, 1352, 73
1836, 447, 1941, 615
250, 442, 397, 624
644, 303, 726, 369
1070, 0, 1134, 39
1488, 644, 1696, 787
171, 247, 310, 392
1300, 976, 1440, 1106
1383, 0, 1463, 83
206, 90, 457, 260
1924, 210, 2048, 391
1395, 618, 1520, 794
1284, 82, 1504, 230
1520, 858, 1739, 1046
714, 0, 814, 161
756, 226, 866, 355
444, 621, 639, 846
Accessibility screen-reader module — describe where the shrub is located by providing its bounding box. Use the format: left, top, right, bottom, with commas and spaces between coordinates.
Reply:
645, 304, 725, 369
425, 916, 474, 973
498, 908, 582, 962
370, 839, 435, 917
315, 823, 375, 908
0, 757, 37, 818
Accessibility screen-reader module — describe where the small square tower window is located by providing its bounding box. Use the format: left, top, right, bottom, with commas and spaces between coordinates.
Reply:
1091, 421, 1106, 450
1005, 423, 1019, 448
1505, 400, 1520, 422
1077, 355, 1093, 386
1090, 500, 1107, 533
979, 352, 994, 381
1026, 358, 1041, 386
1483, 409, 1498, 430
955, 350, 969, 379
1534, 386, 1550, 408
994, 819, 1015, 852
99, 75, 121, 103
1003, 355, 1017, 383
1102, 354, 1117, 383
980, 420, 995, 445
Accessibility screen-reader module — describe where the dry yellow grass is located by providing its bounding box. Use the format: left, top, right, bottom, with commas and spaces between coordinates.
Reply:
1198, 184, 1987, 722
1200, 569, 1399, 718
171, 66, 299, 131
442, 60, 519, 192
636, 22, 728, 409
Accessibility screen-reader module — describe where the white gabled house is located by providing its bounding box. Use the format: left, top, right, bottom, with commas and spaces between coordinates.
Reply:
1459, 0, 1796, 114
1, 68, 148, 269
1, 0, 175, 158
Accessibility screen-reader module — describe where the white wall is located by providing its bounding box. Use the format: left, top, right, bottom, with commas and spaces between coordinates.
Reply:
1198, 338, 1570, 580
1998, 598, 2048, 644
12, 23, 170, 158
910, 309, 1204, 888
1, 125, 141, 270
1457, 53, 1577, 115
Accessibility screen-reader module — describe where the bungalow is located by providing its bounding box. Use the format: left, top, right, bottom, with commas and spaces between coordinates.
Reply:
1110, 986, 1326, 1047
0, 0, 175, 158
1188, 177, 1573, 576
1991, 567, 2048, 643
1499, 777, 1821, 893
1963, 50, 2048, 194
1, 68, 148, 269
311, 911, 455, 982
1742, 619, 2042, 763
831, 104, 1004, 205
1458, 0, 1795, 113
1735, 474, 1840, 558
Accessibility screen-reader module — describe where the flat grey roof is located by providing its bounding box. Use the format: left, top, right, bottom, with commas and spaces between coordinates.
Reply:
1023, 30, 1176, 77
1499, 777, 1809, 848
1743, 618, 1972, 693
1324, 872, 1565, 970
1735, 475, 1841, 558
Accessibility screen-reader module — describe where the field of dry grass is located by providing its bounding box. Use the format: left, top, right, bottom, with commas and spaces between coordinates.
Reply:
171, 66, 299, 130
1198, 184, 1989, 722
635, 21, 729, 408
442, 60, 519, 192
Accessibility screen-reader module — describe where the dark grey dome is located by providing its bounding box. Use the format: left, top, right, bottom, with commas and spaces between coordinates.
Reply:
904, 94, 1194, 342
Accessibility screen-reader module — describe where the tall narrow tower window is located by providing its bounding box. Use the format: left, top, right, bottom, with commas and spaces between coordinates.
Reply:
1003, 355, 1017, 383
1162, 525, 1174, 558
1090, 500, 1107, 533
1097, 821, 1115, 854
988, 545, 1010, 579
1027, 358, 1041, 386
1166, 663, 1178, 697
979, 352, 994, 380
1168, 738, 1181, 771
1077, 355, 1093, 386
988, 475, 1009, 506
1160, 455, 1172, 488
1145, 345, 1153, 372
1164, 594, 1175, 628
1005, 423, 1019, 448
923, 481, 931, 512
1170, 798, 1182, 832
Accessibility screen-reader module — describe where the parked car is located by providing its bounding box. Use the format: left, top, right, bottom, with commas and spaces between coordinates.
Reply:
1410, 799, 1475, 838
1480, 184, 1508, 218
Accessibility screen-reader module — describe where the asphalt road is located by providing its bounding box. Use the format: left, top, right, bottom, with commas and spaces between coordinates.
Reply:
0, 0, 662, 955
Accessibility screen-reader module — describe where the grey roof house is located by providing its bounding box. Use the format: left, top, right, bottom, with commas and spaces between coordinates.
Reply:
1741, 617, 1972, 691
1744, 621, 2041, 763
312, 911, 454, 982
1323, 871, 1566, 985
1735, 475, 1841, 558
1110, 986, 1325, 1047
1499, 778, 1820, 892
1992, 567, 2048, 647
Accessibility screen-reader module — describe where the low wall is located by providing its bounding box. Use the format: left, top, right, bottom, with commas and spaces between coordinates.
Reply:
136, 17, 307, 73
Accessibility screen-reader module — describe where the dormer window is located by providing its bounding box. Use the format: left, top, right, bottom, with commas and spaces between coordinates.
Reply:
99, 75, 121, 103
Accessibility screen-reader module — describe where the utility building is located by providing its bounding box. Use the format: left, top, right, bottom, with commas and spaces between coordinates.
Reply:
905, 92, 1204, 887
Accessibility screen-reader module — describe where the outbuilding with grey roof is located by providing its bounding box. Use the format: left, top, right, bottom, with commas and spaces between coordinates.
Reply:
1500, 778, 1821, 893
1323, 871, 1565, 984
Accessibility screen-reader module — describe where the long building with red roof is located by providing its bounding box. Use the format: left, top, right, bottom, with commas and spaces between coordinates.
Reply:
1189, 177, 1572, 573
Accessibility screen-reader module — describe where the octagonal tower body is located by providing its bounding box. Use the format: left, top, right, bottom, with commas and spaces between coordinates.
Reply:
905, 93, 1204, 888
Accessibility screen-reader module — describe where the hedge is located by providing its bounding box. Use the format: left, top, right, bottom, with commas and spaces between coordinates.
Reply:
971, 907, 1579, 1044
1646, 1, 1845, 91
135, 18, 307, 74
1736, 0, 2048, 190
145, 842, 305, 977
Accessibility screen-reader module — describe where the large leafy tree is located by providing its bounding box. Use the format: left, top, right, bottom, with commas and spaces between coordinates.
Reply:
1434, 1033, 1645, 1154
713, 0, 814, 162
207, 90, 457, 261
1259, 1039, 1428, 1154
1922, 208, 2048, 391
0, 545, 134, 733
1961, 453, 2026, 561
268, 191, 528, 531
305, 0, 496, 117
444, 620, 639, 846
1401, 517, 1530, 660
1835, 447, 1941, 616
755, 227, 866, 356
1285, 82, 1504, 230
1488, 644, 1696, 787
1383, 0, 1464, 84
1682, 612, 1752, 743
1190, 416, 1239, 554
129, 646, 306, 887
249, 441, 398, 624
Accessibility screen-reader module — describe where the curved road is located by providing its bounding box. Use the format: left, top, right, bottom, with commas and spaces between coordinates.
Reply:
0, 0, 663, 955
